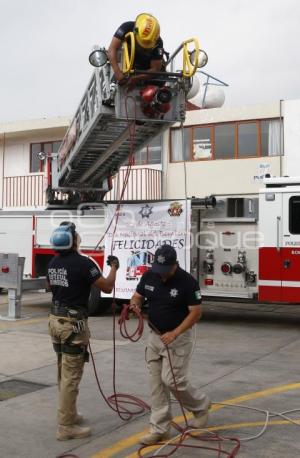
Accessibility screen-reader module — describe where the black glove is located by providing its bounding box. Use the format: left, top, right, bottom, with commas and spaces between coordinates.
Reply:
106, 255, 120, 270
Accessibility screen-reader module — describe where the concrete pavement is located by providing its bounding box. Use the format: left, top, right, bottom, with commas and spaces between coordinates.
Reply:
1, 291, 300, 457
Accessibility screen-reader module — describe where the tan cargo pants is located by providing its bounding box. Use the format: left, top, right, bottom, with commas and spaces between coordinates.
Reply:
49, 314, 90, 426
146, 328, 210, 434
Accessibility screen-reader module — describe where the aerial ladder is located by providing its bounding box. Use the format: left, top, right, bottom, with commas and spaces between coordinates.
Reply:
47, 37, 208, 207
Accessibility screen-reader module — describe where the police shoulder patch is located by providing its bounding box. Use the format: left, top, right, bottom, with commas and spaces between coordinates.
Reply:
145, 284, 155, 292
90, 267, 99, 277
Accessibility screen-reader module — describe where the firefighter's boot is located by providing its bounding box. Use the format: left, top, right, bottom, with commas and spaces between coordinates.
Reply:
56, 424, 91, 441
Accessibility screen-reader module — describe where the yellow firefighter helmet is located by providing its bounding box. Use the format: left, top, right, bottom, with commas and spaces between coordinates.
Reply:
134, 13, 160, 49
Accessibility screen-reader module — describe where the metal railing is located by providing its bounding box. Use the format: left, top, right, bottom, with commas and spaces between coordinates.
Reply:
2, 168, 162, 207
3, 174, 46, 208
105, 167, 162, 201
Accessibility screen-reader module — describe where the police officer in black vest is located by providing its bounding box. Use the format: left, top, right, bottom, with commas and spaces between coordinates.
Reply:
130, 245, 210, 445
47, 221, 119, 441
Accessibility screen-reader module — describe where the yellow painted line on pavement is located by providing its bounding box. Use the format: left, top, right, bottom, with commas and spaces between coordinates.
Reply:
212, 382, 300, 410
124, 419, 300, 458
90, 382, 300, 458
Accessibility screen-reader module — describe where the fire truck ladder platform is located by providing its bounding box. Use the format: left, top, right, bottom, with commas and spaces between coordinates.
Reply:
49, 66, 187, 205
59, 114, 170, 189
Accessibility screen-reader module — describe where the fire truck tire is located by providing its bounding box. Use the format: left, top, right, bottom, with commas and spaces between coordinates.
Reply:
88, 286, 110, 316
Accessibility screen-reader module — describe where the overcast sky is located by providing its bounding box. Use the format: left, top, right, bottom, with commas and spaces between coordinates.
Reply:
0, 0, 299, 123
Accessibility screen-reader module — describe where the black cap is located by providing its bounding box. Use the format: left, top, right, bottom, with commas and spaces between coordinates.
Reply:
151, 245, 177, 274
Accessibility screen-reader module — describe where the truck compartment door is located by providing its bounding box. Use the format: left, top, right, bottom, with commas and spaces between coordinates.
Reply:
281, 193, 300, 302
258, 191, 283, 302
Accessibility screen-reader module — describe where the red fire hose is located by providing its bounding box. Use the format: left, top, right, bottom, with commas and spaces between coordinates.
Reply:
116, 304, 241, 457
58, 91, 240, 458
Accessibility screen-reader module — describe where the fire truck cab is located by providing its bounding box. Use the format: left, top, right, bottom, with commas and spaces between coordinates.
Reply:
259, 177, 300, 303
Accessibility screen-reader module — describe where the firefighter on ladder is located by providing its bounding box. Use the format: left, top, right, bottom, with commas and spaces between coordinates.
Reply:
130, 245, 211, 445
108, 13, 165, 87
47, 221, 119, 441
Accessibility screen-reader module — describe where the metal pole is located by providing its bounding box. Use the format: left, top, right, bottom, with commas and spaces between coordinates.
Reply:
8, 257, 24, 319
8, 289, 21, 319
198, 71, 229, 86
166, 43, 184, 69
202, 75, 209, 108
132, 69, 182, 77
1, 132, 5, 209
279, 99, 284, 177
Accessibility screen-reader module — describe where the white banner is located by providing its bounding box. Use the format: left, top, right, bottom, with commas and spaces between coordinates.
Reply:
103, 200, 191, 299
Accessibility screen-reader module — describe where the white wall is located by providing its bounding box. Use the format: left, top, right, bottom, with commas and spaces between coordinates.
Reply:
4, 130, 66, 177
184, 101, 280, 126
0, 135, 4, 207
165, 156, 281, 199
0, 120, 68, 209
4, 140, 28, 176
283, 99, 300, 176
0, 117, 70, 135
0, 216, 33, 275
0, 118, 69, 181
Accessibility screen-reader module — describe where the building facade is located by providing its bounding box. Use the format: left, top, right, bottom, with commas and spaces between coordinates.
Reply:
163, 101, 284, 199
0, 118, 69, 209
0, 117, 162, 209
0, 98, 299, 209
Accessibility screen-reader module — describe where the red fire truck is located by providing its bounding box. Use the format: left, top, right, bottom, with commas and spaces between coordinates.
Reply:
2, 179, 300, 314
0, 209, 106, 314
196, 177, 300, 304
